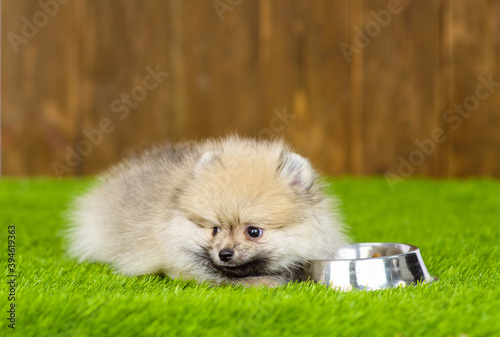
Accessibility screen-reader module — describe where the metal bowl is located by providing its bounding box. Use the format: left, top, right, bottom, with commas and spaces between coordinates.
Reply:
308, 242, 436, 291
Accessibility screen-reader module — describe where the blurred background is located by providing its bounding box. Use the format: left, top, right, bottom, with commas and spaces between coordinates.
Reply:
2, 0, 500, 179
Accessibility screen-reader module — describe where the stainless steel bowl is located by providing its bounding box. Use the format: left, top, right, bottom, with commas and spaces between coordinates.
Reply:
308, 242, 436, 291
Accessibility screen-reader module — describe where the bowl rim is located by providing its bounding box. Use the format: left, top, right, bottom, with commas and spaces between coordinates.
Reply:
311, 242, 420, 262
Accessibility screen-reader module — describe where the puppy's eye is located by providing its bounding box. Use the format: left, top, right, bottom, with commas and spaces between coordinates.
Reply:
246, 226, 263, 238
212, 227, 220, 236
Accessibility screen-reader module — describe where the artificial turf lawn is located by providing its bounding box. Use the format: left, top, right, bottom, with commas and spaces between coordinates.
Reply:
1, 178, 500, 337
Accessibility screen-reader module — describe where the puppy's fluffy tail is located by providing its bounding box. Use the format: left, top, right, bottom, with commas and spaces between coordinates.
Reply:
64, 185, 112, 264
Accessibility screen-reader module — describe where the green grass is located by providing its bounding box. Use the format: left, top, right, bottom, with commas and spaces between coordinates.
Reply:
1, 177, 500, 337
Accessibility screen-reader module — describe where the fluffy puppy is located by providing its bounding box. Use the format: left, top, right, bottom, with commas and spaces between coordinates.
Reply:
66, 136, 347, 287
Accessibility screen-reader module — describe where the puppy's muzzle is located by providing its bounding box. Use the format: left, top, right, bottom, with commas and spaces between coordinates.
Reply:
219, 248, 234, 262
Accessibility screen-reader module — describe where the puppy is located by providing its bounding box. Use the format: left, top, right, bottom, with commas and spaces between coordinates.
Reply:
66, 136, 347, 287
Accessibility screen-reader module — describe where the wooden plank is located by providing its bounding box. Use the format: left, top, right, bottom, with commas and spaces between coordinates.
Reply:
261, 0, 351, 175
438, 0, 453, 178
2, 0, 80, 176
358, 0, 443, 181
447, 0, 500, 177
75, 0, 174, 175
180, 0, 261, 139
348, 0, 364, 175
300, 0, 351, 175
256, 0, 297, 145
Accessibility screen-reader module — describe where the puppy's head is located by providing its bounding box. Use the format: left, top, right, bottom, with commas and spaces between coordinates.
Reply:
203, 222, 273, 278
178, 138, 346, 279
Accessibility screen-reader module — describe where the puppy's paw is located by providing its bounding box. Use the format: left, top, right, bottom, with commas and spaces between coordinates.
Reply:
233, 276, 286, 288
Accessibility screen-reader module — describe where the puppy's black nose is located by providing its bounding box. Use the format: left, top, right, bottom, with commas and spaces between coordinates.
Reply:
219, 248, 234, 262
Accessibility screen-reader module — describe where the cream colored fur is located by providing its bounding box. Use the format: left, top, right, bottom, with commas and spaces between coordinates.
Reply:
66, 135, 347, 286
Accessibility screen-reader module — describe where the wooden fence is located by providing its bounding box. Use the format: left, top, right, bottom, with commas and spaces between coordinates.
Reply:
2, 0, 500, 180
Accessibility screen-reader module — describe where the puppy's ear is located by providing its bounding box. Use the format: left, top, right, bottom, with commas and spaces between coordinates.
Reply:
278, 152, 316, 191
194, 151, 219, 175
